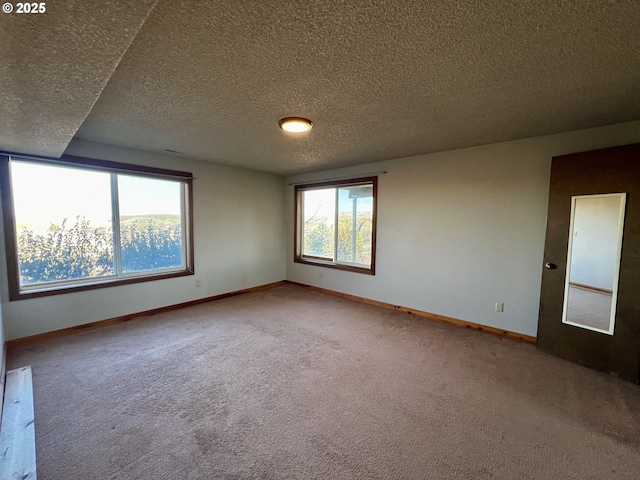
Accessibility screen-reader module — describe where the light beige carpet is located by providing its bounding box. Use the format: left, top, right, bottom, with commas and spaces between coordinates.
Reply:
7, 283, 640, 479
566, 286, 613, 331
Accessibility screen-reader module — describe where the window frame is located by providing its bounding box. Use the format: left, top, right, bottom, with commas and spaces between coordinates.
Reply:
294, 176, 377, 275
0, 152, 195, 301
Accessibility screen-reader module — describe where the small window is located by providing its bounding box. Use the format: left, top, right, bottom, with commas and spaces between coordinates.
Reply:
295, 177, 377, 274
0, 154, 194, 300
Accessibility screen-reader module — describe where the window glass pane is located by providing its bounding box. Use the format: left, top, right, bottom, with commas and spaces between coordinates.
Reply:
118, 175, 184, 273
302, 188, 335, 259
11, 161, 114, 286
337, 184, 374, 266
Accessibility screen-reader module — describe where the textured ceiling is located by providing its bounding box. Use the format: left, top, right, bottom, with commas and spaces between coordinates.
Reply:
4, 1, 640, 174
0, 0, 157, 157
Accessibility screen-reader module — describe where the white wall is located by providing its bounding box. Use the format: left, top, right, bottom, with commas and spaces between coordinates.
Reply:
0, 140, 285, 340
285, 121, 640, 337
569, 195, 623, 291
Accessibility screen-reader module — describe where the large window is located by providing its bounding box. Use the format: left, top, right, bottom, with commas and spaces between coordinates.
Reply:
0, 154, 194, 300
295, 177, 377, 274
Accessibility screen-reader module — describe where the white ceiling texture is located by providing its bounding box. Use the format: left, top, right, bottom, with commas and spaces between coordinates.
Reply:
1, 1, 639, 175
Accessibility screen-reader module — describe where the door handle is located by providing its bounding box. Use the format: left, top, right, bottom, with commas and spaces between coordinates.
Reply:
545, 262, 557, 269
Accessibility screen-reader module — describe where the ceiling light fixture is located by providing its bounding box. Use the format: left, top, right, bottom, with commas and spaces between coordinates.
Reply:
278, 117, 313, 133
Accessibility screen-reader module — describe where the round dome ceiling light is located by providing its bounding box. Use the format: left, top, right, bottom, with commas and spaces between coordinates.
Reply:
278, 117, 313, 133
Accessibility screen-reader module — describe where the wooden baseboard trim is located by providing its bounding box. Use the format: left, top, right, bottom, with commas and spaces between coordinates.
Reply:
7, 280, 536, 346
287, 281, 537, 344
569, 282, 613, 295
8, 280, 287, 347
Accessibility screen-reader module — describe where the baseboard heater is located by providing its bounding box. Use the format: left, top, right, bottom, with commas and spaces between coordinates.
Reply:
0, 366, 37, 479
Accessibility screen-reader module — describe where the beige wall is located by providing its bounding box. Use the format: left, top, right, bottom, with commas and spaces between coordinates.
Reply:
0, 140, 286, 340
285, 121, 640, 337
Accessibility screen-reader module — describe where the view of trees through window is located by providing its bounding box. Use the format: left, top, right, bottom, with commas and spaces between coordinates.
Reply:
301, 182, 374, 268
117, 174, 184, 274
10, 160, 186, 288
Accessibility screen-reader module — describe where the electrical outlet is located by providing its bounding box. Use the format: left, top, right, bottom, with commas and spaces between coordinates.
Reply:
195, 279, 202, 287
495, 302, 504, 313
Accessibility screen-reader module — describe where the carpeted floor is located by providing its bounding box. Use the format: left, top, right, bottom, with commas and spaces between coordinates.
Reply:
7, 283, 640, 479
566, 285, 613, 331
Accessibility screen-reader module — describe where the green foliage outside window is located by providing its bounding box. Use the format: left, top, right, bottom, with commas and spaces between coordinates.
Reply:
17, 216, 182, 285
303, 213, 372, 265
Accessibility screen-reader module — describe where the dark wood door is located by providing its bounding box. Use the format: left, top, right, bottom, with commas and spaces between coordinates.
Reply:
536, 143, 640, 383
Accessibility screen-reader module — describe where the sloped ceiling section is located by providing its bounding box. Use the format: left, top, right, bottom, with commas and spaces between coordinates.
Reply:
0, 0, 158, 157
75, 0, 640, 174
